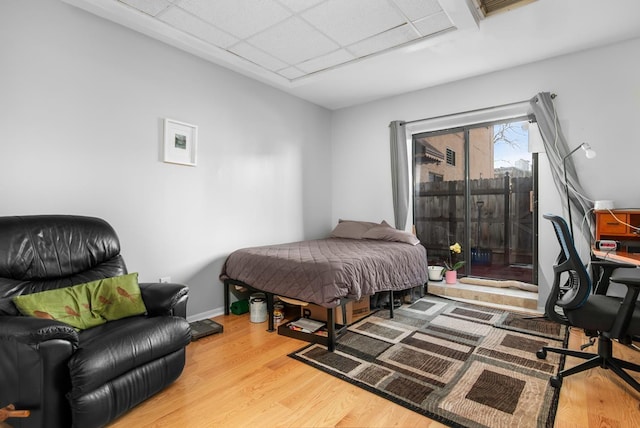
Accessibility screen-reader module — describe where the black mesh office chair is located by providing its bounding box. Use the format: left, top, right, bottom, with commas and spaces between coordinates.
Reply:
537, 214, 640, 393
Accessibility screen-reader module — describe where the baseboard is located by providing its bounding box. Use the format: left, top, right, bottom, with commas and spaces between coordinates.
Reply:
187, 306, 225, 323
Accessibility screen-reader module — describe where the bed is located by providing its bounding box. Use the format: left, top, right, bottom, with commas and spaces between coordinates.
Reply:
219, 220, 428, 350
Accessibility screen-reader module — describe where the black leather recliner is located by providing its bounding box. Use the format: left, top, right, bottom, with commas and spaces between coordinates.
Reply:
0, 215, 192, 428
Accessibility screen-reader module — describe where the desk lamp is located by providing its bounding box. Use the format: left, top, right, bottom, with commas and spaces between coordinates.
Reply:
563, 143, 596, 238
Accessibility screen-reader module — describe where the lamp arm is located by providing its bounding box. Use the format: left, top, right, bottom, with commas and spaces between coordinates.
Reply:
562, 142, 596, 240
563, 145, 583, 163
562, 144, 583, 239
563, 156, 573, 238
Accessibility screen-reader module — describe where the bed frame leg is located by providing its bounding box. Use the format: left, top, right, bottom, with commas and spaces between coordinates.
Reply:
266, 293, 275, 332
327, 308, 336, 352
389, 290, 394, 318
223, 280, 230, 315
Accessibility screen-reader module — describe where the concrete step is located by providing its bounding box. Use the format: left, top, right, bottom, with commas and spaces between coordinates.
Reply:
427, 280, 540, 313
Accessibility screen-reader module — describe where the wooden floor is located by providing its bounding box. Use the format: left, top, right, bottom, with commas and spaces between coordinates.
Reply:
105, 313, 640, 428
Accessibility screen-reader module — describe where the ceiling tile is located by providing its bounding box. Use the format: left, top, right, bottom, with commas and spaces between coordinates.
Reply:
277, 66, 306, 80
247, 17, 339, 65
276, 0, 324, 13
296, 49, 355, 73
301, 0, 405, 46
158, 6, 238, 48
228, 42, 288, 71
119, 0, 171, 16
178, 0, 292, 39
348, 24, 420, 57
413, 11, 454, 36
391, 0, 443, 21
65, 0, 640, 110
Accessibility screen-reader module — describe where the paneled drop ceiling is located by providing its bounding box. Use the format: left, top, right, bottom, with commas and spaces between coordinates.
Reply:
62, 0, 640, 109
157, 0, 460, 80
68, 0, 469, 81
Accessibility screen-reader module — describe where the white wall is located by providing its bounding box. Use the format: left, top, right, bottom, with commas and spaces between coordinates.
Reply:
331, 37, 640, 309
3, 2, 639, 318
0, 0, 333, 319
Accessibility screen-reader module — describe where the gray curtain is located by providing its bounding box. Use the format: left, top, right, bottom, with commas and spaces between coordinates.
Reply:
390, 121, 408, 230
530, 92, 593, 239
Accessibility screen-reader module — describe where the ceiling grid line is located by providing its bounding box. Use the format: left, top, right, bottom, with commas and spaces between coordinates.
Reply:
115, 0, 457, 81
62, 0, 640, 109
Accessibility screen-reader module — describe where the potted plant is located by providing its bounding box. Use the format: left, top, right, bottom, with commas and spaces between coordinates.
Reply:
443, 242, 465, 284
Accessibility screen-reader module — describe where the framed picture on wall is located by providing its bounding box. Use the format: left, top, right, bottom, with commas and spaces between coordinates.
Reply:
163, 118, 197, 166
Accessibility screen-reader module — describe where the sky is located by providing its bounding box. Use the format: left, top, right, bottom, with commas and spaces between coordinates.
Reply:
493, 120, 530, 170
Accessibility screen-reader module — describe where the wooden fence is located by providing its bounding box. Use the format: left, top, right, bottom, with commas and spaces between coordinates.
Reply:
414, 173, 533, 266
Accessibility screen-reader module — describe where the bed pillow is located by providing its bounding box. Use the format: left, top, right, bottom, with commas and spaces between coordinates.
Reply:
12, 273, 146, 330
362, 225, 420, 245
330, 219, 383, 239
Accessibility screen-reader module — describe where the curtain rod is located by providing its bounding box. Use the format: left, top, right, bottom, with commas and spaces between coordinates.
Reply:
404, 98, 529, 125
403, 93, 557, 126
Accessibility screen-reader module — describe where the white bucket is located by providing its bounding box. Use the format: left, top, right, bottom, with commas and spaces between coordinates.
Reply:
427, 265, 445, 281
249, 293, 267, 323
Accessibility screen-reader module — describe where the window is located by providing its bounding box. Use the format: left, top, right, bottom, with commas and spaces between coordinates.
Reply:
413, 118, 536, 283
429, 172, 443, 182
446, 148, 456, 166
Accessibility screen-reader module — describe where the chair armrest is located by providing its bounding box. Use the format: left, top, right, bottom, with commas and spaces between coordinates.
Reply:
591, 259, 638, 294
609, 268, 640, 287
608, 268, 640, 339
0, 316, 79, 347
139, 282, 189, 318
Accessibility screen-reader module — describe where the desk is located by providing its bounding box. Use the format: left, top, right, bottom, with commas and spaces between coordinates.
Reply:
592, 249, 640, 267
595, 209, 640, 250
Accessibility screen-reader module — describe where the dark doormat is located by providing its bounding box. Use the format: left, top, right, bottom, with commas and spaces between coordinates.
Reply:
189, 318, 223, 341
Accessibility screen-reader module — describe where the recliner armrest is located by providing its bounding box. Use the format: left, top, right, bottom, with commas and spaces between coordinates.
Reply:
0, 316, 77, 427
0, 316, 79, 347
139, 282, 189, 318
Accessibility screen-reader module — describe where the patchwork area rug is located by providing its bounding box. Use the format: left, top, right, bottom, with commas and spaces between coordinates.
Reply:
290, 295, 567, 428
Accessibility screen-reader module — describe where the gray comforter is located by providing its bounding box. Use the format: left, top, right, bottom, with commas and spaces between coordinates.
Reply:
220, 238, 428, 307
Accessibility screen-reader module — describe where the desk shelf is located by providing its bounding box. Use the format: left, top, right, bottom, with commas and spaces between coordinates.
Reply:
595, 209, 640, 251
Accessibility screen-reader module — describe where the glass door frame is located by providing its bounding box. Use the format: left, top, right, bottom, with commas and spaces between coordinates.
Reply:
412, 115, 538, 284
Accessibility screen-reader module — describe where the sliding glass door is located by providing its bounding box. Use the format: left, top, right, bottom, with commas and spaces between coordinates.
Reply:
413, 118, 536, 283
